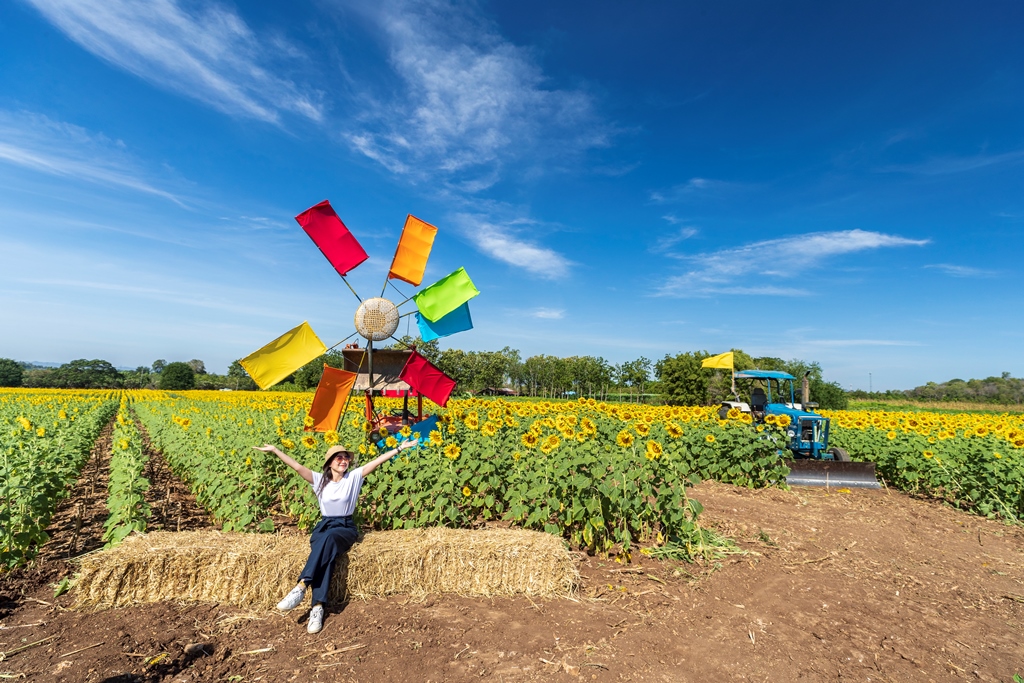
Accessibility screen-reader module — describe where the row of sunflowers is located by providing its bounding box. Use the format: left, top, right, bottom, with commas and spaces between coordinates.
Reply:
0, 389, 119, 567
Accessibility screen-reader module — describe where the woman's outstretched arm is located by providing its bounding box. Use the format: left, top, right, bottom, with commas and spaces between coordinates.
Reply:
254, 444, 314, 485
360, 439, 417, 478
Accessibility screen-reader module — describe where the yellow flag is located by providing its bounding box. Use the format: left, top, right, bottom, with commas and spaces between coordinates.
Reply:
701, 351, 734, 370
240, 321, 327, 390
388, 215, 438, 286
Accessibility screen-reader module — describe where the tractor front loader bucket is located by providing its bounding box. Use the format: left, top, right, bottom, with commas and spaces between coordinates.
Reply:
785, 461, 882, 489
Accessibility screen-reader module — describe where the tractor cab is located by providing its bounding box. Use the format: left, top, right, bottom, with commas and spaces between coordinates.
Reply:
719, 370, 833, 460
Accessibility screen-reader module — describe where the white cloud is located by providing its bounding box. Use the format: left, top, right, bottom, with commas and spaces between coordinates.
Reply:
0, 110, 182, 203
655, 223, 699, 250
452, 213, 572, 279
23, 0, 322, 124
345, 0, 608, 184
924, 263, 998, 278
657, 229, 929, 297
650, 177, 738, 203
530, 307, 564, 319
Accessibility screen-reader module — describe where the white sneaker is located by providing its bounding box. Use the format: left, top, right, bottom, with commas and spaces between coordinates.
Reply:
307, 604, 325, 634
276, 585, 306, 611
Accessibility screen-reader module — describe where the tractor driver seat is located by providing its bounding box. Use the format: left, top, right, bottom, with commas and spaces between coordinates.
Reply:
750, 387, 768, 414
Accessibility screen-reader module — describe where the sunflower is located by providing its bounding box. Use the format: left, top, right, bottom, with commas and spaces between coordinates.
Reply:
775, 414, 792, 427
993, 452, 1002, 459
246, 418, 254, 426
482, 422, 498, 437
616, 430, 634, 448
462, 485, 472, 497
358, 444, 367, 455
886, 431, 897, 441
304, 415, 315, 428
281, 438, 295, 450
705, 433, 716, 444
764, 414, 777, 426
581, 417, 597, 435
324, 430, 340, 445
923, 450, 934, 459
666, 422, 684, 438
400, 425, 412, 438
429, 430, 444, 446
727, 407, 741, 420
540, 434, 561, 454
302, 435, 318, 449
512, 451, 522, 461
634, 422, 650, 437
444, 444, 461, 460
36, 427, 46, 437
118, 438, 129, 450
385, 436, 398, 448
645, 441, 663, 461
521, 431, 539, 449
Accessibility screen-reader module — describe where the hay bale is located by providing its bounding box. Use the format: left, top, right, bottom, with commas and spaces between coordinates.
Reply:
71, 528, 579, 611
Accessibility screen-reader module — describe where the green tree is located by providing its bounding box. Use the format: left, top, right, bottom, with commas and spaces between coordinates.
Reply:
122, 366, 152, 389
50, 359, 122, 388
0, 358, 23, 387
152, 359, 167, 374
227, 360, 258, 391
187, 359, 207, 375
159, 362, 195, 390
657, 351, 714, 405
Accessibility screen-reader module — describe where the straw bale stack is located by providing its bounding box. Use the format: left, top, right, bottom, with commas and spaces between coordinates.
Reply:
72, 527, 579, 611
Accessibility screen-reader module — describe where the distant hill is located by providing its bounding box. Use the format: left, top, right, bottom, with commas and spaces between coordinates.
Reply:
851, 372, 1023, 405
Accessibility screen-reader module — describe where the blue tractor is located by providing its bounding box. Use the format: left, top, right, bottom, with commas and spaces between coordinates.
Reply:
718, 370, 880, 488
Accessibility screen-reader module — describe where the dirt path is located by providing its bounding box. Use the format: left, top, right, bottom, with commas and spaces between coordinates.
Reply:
2, 483, 1023, 682
133, 416, 214, 534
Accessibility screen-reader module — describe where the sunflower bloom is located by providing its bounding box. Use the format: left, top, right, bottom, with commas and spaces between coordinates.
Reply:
705, 433, 716, 444
444, 444, 461, 460
462, 486, 472, 497
886, 431, 897, 441
385, 436, 398, 448
324, 430, 340, 445
521, 431, 539, 449
429, 430, 444, 446
616, 430, 634, 448
645, 441, 663, 461
776, 414, 792, 427
302, 435, 318, 449
666, 422, 684, 438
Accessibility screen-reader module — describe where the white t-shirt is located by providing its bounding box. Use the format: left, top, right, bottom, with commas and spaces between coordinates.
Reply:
310, 467, 365, 517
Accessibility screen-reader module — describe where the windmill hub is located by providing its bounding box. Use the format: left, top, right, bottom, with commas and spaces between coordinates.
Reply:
354, 297, 400, 341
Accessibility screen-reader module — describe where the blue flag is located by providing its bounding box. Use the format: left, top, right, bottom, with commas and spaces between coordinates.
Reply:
416, 302, 473, 341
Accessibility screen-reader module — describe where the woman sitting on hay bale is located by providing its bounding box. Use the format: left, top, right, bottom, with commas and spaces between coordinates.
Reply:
254, 439, 416, 633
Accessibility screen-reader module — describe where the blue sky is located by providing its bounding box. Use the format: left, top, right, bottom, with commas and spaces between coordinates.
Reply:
1, 0, 1022, 390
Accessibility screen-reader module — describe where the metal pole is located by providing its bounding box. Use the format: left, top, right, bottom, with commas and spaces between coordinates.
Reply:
367, 339, 374, 389
341, 276, 362, 303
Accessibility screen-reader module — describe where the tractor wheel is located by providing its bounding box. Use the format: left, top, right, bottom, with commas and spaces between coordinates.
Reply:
828, 447, 851, 462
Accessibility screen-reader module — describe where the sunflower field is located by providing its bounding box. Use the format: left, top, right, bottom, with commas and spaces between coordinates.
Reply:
823, 408, 1024, 520
0, 389, 118, 568
5, 387, 1023, 569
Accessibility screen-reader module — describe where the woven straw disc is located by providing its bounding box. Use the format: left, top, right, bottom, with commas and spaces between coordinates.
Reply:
354, 297, 400, 341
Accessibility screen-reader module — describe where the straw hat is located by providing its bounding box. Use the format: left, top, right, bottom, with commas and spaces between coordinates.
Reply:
323, 445, 355, 467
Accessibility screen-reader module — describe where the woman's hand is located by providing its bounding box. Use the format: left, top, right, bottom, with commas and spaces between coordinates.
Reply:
397, 439, 418, 452
254, 444, 277, 453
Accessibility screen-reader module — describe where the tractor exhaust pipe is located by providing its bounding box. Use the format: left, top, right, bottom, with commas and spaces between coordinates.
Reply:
802, 371, 810, 407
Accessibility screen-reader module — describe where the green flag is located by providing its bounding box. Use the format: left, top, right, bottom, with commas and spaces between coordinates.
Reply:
414, 267, 480, 322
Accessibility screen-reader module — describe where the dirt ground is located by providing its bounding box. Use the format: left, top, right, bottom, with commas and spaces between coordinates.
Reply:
3, 455, 1023, 681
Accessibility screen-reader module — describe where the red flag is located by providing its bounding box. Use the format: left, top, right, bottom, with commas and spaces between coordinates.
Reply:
399, 350, 457, 407
306, 365, 358, 432
295, 200, 368, 276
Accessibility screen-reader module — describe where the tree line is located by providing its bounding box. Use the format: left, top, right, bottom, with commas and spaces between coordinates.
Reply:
0, 344, 852, 409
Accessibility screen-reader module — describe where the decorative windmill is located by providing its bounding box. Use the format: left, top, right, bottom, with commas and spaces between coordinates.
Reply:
239, 200, 478, 436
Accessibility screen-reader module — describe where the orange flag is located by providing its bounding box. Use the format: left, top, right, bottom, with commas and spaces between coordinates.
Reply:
306, 365, 357, 432
388, 215, 437, 286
